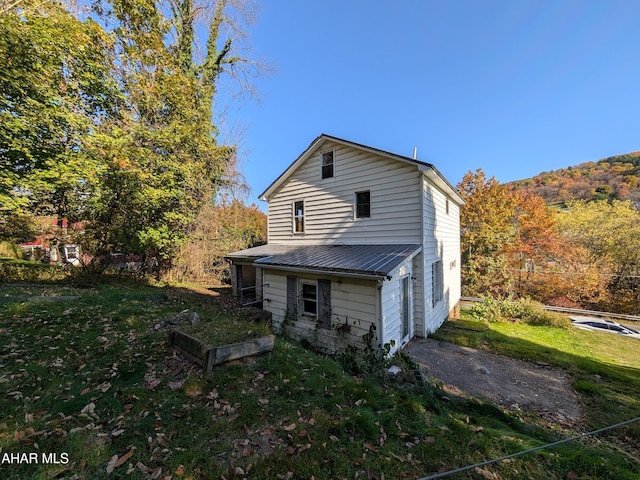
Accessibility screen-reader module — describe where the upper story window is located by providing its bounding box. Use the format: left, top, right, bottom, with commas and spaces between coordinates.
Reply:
355, 191, 370, 218
321, 151, 334, 179
293, 200, 305, 233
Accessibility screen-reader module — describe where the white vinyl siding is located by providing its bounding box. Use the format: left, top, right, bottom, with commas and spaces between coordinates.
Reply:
412, 253, 424, 336
267, 141, 422, 244
420, 176, 461, 335
263, 269, 379, 354
432, 260, 443, 306
379, 258, 415, 355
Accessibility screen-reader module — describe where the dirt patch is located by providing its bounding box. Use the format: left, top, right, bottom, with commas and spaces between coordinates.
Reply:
404, 338, 582, 424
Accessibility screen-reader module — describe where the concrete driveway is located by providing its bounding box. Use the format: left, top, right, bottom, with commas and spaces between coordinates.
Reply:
404, 337, 581, 423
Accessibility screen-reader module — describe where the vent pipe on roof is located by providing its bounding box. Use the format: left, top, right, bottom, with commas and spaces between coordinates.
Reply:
413, 147, 417, 160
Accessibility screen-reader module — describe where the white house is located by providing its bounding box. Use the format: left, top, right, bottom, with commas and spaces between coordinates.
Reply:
226, 134, 463, 356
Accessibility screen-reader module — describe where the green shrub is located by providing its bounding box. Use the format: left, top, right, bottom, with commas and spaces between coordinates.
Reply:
0, 241, 24, 259
0, 259, 70, 282
516, 297, 569, 328
470, 295, 506, 323
470, 296, 570, 328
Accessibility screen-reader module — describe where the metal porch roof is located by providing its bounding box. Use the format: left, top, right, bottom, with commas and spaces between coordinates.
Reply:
251, 244, 421, 277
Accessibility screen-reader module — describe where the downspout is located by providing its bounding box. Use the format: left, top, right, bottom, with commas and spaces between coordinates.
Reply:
419, 169, 426, 338
265, 199, 271, 243
376, 279, 384, 351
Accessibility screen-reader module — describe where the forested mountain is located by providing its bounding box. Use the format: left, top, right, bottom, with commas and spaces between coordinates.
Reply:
507, 152, 640, 204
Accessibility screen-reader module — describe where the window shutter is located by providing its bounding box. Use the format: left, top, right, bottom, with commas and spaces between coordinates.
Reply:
286, 275, 298, 319
317, 279, 331, 329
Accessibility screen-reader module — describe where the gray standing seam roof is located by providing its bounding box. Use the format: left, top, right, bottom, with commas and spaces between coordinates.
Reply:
251, 244, 421, 277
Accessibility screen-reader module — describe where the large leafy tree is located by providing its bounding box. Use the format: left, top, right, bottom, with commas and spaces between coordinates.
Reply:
82, 0, 250, 270
0, 1, 118, 239
458, 169, 517, 296
1, 0, 257, 273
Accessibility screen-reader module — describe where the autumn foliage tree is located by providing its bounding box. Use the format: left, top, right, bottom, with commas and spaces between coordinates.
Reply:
458, 169, 517, 296
168, 153, 267, 283
556, 200, 640, 313
460, 169, 640, 313
168, 199, 266, 283
507, 192, 602, 308
459, 169, 566, 299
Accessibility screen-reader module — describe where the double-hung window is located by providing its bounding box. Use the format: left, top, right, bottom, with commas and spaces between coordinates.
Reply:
287, 277, 331, 329
355, 191, 371, 218
321, 151, 334, 179
301, 282, 317, 316
301, 280, 331, 328
293, 200, 305, 233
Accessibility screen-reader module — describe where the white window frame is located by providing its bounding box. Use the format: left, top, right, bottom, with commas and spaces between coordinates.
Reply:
321, 150, 335, 179
355, 190, 371, 219
300, 281, 317, 317
292, 199, 305, 234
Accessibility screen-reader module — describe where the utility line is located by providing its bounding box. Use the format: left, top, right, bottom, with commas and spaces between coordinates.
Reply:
417, 416, 640, 480
461, 267, 640, 279
505, 269, 640, 279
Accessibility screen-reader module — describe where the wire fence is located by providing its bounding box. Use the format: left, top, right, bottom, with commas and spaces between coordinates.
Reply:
418, 416, 640, 480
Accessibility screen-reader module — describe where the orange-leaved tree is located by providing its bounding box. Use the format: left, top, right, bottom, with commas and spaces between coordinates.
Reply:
459, 169, 571, 301
458, 169, 516, 296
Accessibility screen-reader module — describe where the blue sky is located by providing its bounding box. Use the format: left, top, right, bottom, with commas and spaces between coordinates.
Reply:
220, 0, 640, 207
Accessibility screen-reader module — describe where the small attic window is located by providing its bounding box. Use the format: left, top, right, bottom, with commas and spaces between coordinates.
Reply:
321, 151, 334, 179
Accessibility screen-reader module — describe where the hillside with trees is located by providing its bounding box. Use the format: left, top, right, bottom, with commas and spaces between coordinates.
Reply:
507, 152, 640, 205
459, 169, 640, 314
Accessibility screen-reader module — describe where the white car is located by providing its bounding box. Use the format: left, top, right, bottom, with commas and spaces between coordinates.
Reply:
570, 316, 640, 339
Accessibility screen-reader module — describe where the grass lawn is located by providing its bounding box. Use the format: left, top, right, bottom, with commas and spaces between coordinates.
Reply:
0, 281, 639, 479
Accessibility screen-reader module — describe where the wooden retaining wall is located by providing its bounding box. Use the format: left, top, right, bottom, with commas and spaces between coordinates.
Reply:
169, 330, 275, 375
